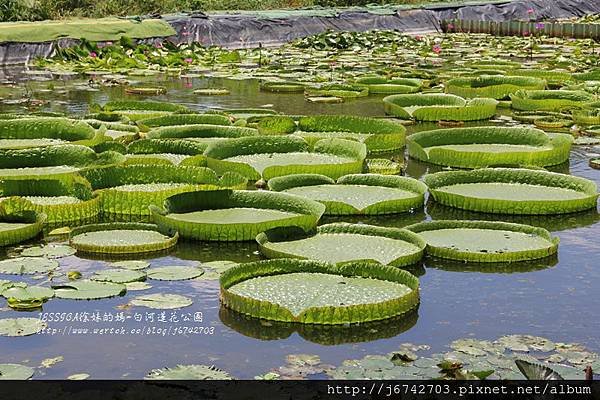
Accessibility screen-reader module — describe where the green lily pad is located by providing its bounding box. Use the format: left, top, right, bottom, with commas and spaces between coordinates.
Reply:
2, 285, 54, 301
146, 364, 233, 380
52, 280, 126, 300
0, 257, 59, 275
110, 260, 150, 270
125, 282, 152, 291
407, 221, 559, 262
0, 317, 46, 336
20, 244, 76, 259
258, 223, 424, 267
92, 269, 146, 284
67, 373, 90, 380
146, 266, 204, 281
229, 272, 412, 318
0, 364, 34, 380
69, 224, 178, 255
202, 260, 238, 273
130, 293, 193, 309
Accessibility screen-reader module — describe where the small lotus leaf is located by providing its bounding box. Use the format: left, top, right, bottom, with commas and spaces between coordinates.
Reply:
0, 364, 34, 380
110, 260, 150, 270
20, 244, 76, 259
0, 317, 46, 336
92, 269, 146, 284
130, 293, 193, 309
52, 280, 126, 300
125, 282, 152, 291
0, 257, 59, 275
147, 266, 204, 281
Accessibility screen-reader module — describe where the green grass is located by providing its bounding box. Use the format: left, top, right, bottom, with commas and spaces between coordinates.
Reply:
2, 0, 454, 21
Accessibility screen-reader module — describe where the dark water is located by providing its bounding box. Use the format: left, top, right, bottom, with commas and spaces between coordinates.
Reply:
0, 72, 598, 379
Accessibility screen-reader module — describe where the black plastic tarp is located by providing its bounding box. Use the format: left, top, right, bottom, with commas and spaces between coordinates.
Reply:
165, 9, 441, 48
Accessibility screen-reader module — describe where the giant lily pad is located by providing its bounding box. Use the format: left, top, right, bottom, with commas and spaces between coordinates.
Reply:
424, 168, 598, 215
150, 189, 325, 241
0, 317, 46, 336
268, 173, 426, 215
0, 257, 59, 274
407, 127, 572, 168
52, 280, 126, 300
0, 209, 46, 247
220, 259, 420, 324
510, 90, 593, 111
81, 164, 221, 217
406, 220, 559, 262
296, 115, 406, 152
69, 223, 178, 255
383, 94, 498, 121
445, 75, 546, 100
130, 293, 193, 309
204, 136, 366, 180
257, 223, 425, 267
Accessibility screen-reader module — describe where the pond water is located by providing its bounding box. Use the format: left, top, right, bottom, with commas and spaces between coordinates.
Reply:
0, 71, 598, 379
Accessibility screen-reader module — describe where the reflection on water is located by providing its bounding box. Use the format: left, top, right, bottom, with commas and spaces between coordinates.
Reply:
219, 306, 419, 346
425, 254, 558, 274
426, 201, 600, 232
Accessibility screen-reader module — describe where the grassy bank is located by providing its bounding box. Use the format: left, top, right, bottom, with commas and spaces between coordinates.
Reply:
2, 0, 442, 21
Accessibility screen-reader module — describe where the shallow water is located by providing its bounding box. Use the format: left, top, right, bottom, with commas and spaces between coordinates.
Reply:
0, 72, 599, 379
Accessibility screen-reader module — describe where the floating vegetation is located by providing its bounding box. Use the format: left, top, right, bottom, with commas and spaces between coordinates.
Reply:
130, 293, 193, 309
0, 208, 46, 246
257, 223, 425, 266
383, 94, 498, 121
407, 126, 572, 168
446, 76, 546, 100
204, 136, 366, 180
69, 223, 178, 255
424, 168, 598, 215
0, 317, 46, 337
151, 189, 324, 241
406, 220, 559, 262
52, 280, 126, 300
510, 90, 594, 111
146, 364, 233, 380
296, 115, 406, 152
268, 173, 426, 215
220, 259, 419, 324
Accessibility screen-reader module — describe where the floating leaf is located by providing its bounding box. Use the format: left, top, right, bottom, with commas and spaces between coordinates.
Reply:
0, 364, 34, 380
147, 266, 204, 281
202, 260, 237, 273
0, 317, 46, 336
67, 373, 89, 380
146, 364, 233, 380
20, 244, 76, 259
92, 269, 146, 284
40, 356, 64, 368
130, 293, 192, 309
110, 260, 150, 270
0, 257, 59, 275
52, 280, 126, 300
125, 282, 152, 291
515, 360, 563, 380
